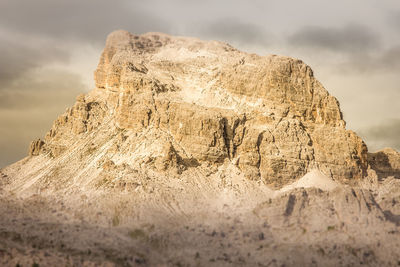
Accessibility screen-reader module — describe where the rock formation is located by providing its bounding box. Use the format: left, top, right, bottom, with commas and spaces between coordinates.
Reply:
1, 30, 400, 266
368, 148, 400, 179
27, 30, 370, 188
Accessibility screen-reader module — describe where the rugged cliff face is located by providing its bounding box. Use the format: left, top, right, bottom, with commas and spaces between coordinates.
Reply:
2, 30, 400, 267
27, 30, 368, 188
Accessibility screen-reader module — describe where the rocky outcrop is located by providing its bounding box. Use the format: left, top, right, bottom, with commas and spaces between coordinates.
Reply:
28, 139, 45, 156
368, 148, 400, 179
26, 30, 374, 188
40, 93, 107, 157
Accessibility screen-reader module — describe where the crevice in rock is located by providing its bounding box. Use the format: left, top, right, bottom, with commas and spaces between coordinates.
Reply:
256, 131, 265, 177
284, 194, 296, 216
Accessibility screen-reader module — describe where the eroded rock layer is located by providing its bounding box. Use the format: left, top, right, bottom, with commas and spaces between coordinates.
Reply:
29, 30, 369, 188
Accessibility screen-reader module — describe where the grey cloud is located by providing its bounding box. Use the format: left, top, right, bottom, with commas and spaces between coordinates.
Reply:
288, 24, 380, 54
333, 44, 400, 75
0, 0, 171, 44
377, 45, 400, 69
197, 18, 270, 46
0, 36, 69, 88
0, 70, 85, 110
360, 119, 400, 152
388, 10, 400, 33
287, 24, 400, 75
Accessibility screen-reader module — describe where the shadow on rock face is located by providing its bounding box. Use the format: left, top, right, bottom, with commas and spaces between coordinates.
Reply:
383, 210, 400, 226
368, 148, 400, 180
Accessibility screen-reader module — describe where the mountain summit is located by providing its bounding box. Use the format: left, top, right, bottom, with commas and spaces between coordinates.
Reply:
1, 30, 400, 266
26, 29, 371, 190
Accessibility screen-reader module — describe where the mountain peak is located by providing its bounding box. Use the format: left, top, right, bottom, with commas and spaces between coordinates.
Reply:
13, 30, 372, 190
2, 30, 400, 266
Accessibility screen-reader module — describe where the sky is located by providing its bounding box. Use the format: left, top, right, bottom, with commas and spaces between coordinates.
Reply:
0, 0, 399, 167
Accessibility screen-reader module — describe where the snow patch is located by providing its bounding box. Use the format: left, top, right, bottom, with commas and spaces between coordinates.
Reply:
279, 169, 339, 193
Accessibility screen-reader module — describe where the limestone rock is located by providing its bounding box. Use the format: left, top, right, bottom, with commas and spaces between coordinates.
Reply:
3, 30, 400, 267
25, 30, 378, 187
28, 139, 45, 156
368, 148, 400, 179
154, 142, 186, 174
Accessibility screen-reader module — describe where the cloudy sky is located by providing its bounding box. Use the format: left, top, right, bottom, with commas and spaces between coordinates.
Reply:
0, 0, 399, 167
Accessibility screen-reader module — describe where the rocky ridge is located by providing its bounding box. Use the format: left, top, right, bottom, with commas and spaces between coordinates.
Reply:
26, 30, 370, 189
1, 30, 400, 266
